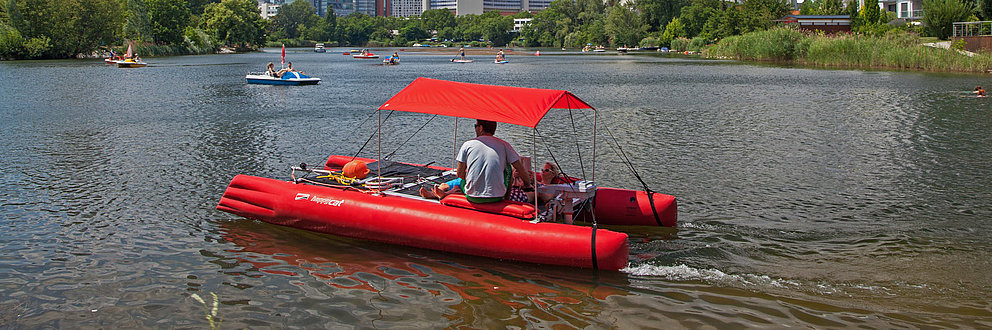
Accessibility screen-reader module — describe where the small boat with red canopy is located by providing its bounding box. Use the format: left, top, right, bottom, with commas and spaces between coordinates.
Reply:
216, 78, 677, 270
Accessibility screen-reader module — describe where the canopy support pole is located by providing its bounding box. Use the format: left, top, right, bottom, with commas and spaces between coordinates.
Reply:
592, 109, 597, 182
452, 118, 459, 168
377, 109, 382, 192
533, 127, 538, 216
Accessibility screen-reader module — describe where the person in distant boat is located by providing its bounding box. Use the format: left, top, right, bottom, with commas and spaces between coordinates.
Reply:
266, 62, 278, 77
456, 119, 532, 203
276, 62, 304, 77
496, 49, 505, 61
975, 86, 986, 97
459, 47, 465, 60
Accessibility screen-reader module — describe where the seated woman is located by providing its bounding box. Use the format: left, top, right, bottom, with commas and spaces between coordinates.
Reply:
266, 62, 278, 77
527, 162, 566, 204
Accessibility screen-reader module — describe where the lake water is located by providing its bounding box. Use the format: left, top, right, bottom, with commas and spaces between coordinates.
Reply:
1, 48, 991, 328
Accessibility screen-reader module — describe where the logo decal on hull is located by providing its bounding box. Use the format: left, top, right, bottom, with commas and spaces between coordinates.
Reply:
295, 193, 344, 207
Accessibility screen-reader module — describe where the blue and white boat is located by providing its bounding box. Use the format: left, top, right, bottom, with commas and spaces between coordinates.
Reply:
314, 43, 326, 53
245, 72, 320, 85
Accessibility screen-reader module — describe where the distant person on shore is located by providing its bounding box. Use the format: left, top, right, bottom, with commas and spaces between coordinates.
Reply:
975, 86, 986, 97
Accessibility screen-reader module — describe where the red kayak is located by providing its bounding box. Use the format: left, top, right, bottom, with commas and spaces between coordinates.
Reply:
216, 78, 677, 270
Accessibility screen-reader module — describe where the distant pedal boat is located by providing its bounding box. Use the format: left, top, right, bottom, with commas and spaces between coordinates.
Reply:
117, 59, 147, 68
245, 72, 320, 85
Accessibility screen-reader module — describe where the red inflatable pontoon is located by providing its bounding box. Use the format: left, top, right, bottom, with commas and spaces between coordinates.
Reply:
217, 78, 677, 270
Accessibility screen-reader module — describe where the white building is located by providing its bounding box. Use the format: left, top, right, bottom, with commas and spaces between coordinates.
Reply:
258, 2, 280, 19
513, 18, 531, 32
427, 0, 550, 16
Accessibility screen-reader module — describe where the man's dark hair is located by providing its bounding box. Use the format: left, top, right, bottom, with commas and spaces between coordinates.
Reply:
477, 120, 497, 134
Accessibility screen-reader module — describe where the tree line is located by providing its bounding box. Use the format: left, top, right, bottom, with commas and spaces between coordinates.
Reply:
0, 0, 982, 59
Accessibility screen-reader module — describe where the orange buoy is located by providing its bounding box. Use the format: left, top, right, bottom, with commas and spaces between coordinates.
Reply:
342, 160, 371, 179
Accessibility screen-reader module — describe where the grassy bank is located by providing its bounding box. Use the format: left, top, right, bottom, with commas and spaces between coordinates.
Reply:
705, 27, 992, 73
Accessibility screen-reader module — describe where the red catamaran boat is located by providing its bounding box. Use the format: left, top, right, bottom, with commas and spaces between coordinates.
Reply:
216, 78, 676, 270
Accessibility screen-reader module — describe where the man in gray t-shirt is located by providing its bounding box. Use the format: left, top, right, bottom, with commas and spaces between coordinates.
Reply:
456, 120, 533, 203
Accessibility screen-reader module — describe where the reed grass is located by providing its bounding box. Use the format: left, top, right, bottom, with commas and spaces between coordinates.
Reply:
190, 292, 221, 330
705, 27, 992, 73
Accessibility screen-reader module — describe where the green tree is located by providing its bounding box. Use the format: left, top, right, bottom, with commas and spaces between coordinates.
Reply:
845, 0, 862, 27
859, 1, 882, 24
799, 0, 816, 14
636, 0, 690, 32
270, 0, 319, 40
605, 3, 644, 46
337, 12, 375, 45
660, 16, 686, 45
125, 0, 154, 43
189, 0, 219, 16
677, 0, 722, 38
698, 8, 727, 39
474, 11, 513, 45
801, 0, 845, 14
923, 0, 973, 39
818, 0, 845, 14
399, 24, 428, 42
147, 0, 190, 44
201, 0, 266, 47
0, 23, 23, 58
421, 8, 456, 33
6, 0, 121, 58
738, 0, 790, 33
979, 0, 992, 19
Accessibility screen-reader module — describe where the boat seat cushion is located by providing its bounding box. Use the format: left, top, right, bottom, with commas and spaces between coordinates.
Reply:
440, 194, 535, 219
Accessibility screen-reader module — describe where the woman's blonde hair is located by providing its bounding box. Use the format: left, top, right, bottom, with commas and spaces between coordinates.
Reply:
542, 162, 559, 176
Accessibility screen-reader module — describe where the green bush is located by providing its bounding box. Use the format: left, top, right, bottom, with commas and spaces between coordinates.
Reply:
184, 27, 216, 53
639, 36, 660, 48
705, 26, 805, 61
923, 0, 973, 39
0, 24, 24, 59
704, 28, 992, 72
688, 37, 707, 51
670, 37, 690, 51
23, 36, 51, 58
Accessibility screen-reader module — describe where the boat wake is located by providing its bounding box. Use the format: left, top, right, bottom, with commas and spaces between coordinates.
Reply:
622, 263, 897, 297
624, 264, 800, 288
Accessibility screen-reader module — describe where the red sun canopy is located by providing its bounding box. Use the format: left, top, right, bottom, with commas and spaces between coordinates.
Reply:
377, 77, 594, 128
